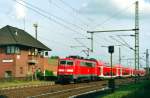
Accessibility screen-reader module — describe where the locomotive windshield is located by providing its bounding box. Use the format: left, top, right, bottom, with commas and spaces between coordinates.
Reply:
67, 61, 73, 65
59, 60, 74, 66
60, 60, 66, 64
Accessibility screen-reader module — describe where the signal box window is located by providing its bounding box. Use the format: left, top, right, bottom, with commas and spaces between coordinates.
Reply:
6, 46, 20, 54
45, 51, 48, 56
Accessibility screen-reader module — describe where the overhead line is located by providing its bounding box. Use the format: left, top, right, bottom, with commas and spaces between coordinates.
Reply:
74, 38, 89, 49
92, 1, 136, 29
49, 0, 89, 28
47, 0, 110, 50
117, 35, 133, 49
18, 0, 118, 49
13, 0, 87, 37
39, 35, 70, 47
21, 0, 87, 31
12, 0, 93, 50
59, 0, 94, 23
109, 36, 135, 51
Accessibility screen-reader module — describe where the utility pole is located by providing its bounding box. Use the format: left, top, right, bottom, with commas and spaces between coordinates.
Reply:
146, 49, 149, 75
33, 23, 38, 80
33, 23, 38, 40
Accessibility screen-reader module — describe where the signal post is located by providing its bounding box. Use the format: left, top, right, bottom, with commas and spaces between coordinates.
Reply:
108, 46, 115, 92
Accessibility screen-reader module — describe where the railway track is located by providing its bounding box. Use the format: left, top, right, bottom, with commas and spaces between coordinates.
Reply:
0, 77, 143, 98
27, 81, 107, 98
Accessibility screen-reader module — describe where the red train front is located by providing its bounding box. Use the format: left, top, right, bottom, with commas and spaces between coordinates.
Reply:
57, 56, 97, 83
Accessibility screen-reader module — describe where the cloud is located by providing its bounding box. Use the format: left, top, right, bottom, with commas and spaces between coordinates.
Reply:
79, 0, 150, 18
113, 0, 150, 15
15, 0, 26, 19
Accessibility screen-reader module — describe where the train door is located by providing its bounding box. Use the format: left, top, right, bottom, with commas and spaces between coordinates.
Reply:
120, 68, 122, 76
100, 66, 103, 77
116, 68, 118, 76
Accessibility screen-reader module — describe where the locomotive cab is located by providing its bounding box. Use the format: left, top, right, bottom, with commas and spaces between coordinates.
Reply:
57, 59, 75, 83
57, 56, 98, 83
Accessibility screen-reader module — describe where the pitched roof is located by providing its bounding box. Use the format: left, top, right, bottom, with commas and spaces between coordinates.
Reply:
0, 25, 51, 51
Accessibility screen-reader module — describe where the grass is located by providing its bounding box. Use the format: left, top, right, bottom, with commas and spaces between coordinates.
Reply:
0, 80, 52, 88
100, 80, 150, 98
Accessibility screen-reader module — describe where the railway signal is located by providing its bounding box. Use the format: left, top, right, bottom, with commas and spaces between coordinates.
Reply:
108, 46, 115, 92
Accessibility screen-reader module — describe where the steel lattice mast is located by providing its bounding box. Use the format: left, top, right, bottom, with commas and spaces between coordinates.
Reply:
135, 1, 139, 72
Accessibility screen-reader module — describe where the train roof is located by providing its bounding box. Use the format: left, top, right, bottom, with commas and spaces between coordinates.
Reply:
59, 56, 97, 62
114, 64, 124, 68
62, 55, 97, 61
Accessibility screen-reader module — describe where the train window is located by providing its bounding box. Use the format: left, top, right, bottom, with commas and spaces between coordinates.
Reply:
80, 61, 95, 67
93, 63, 96, 67
67, 61, 73, 65
60, 60, 66, 65
80, 62, 85, 66
85, 62, 93, 67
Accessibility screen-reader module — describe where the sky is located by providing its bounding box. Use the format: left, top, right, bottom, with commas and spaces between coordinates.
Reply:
0, 0, 150, 68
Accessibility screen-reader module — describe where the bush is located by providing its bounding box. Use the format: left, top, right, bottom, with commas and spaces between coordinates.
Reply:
50, 56, 59, 59
45, 70, 54, 76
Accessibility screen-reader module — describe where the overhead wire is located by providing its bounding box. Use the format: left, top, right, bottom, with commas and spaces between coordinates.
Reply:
90, 1, 137, 54
38, 35, 70, 47
48, 0, 113, 46
12, 0, 88, 37
21, 0, 88, 32
92, 1, 136, 29
48, 0, 122, 49
109, 36, 135, 51
74, 38, 89, 49
59, 0, 94, 23
12, 0, 137, 60
11, 0, 82, 49
12, 0, 98, 55
88, 2, 136, 47
48, 0, 89, 28
117, 35, 134, 49
16, 0, 108, 51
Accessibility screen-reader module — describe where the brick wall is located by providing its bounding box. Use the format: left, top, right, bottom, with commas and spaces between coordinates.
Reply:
15, 50, 28, 77
0, 49, 16, 78
0, 47, 55, 78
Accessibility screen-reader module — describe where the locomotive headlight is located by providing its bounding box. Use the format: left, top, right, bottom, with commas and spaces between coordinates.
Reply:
59, 69, 64, 72
67, 69, 73, 72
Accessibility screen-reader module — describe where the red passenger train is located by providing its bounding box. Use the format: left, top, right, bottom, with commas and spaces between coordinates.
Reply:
57, 56, 145, 83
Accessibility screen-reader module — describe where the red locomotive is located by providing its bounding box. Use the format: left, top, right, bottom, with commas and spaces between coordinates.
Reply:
57, 56, 145, 83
